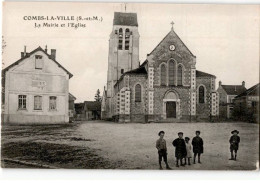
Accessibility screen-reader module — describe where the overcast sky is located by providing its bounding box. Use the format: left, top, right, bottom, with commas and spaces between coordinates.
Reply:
2, 2, 259, 102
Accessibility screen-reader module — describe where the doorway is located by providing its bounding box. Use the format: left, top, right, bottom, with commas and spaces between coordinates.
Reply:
166, 102, 176, 118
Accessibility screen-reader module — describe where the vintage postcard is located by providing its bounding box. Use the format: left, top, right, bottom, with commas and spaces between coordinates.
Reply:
1, 2, 259, 170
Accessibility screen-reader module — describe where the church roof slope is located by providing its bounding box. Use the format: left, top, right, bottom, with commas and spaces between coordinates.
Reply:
124, 66, 147, 75
69, 93, 76, 101
196, 70, 216, 78
149, 29, 195, 57
235, 83, 259, 98
115, 66, 147, 87
113, 12, 138, 26
221, 85, 247, 96
2, 46, 73, 78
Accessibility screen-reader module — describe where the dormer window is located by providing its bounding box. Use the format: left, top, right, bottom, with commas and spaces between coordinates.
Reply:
35, 55, 43, 69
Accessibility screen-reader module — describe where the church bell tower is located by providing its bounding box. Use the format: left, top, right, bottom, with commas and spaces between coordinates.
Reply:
106, 12, 140, 118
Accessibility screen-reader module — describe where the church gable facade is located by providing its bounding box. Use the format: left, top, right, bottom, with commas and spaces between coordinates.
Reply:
102, 12, 219, 122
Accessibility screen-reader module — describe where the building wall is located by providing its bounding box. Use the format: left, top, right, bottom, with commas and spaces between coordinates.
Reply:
217, 86, 227, 105
129, 75, 147, 122
233, 95, 259, 123
196, 77, 212, 119
3, 50, 70, 124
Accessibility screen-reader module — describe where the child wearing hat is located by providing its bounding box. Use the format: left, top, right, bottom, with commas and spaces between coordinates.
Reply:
192, 131, 204, 164
172, 132, 187, 167
184, 137, 192, 165
229, 130, 240, 161
156, 131, 171, 170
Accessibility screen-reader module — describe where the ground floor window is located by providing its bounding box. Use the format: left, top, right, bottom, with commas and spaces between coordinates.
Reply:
34, 95, 42, 110
18, 95, 26, 109
49, 96, 57, 110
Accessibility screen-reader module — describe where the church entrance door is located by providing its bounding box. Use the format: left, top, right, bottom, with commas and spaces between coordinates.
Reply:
166, 102, 176, 118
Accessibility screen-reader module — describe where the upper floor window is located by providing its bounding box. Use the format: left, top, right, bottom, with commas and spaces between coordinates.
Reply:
229, 96, 235, 103
118, 28, 123, 50
199, 86, 205, 103
34, 95, 42, 110
177, 65, 183, 86
160, 64, 166, 86
125, 28, 130, 50
18, 95, 26, 109
168, 60, 176, 86
135, 84, 141, 102
49, 96, 57, 110
35, 55, 43, 69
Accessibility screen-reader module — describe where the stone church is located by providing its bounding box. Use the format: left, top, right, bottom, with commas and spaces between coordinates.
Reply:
101, 12, 219, 122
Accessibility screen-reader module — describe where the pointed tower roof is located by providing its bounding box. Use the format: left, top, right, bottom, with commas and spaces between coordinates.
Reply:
113, 12, 138, 26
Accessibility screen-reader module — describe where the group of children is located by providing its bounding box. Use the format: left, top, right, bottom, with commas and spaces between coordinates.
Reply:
156, 129, 240, 170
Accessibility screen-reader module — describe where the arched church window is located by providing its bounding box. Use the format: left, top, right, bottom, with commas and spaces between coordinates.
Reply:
160, 64, 166, 86
135, 84, 141, 102
118, 28, 123, 50
177, 65, 183, 86
125, 28, 130, 50
168, 60, 176, 86
199, 86, 205, 103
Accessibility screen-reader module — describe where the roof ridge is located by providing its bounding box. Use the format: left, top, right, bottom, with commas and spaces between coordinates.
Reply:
2, 46, 73, 78
235, 83, 259, 98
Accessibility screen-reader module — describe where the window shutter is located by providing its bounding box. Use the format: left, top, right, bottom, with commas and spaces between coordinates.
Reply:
49, 96, 57, 110
35, 55, 43, 69
34, 96, 42, 110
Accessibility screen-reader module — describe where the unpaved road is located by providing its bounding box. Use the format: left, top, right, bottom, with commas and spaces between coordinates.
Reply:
1, 121, 259, 170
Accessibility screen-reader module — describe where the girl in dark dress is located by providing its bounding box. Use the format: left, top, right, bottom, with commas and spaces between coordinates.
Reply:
172, 132, 187, 167
192, 131, 204, 164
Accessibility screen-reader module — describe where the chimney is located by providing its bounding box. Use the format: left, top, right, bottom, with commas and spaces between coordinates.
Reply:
45, 45, 48, 53
24, 46, 26, 56
50, 49, 56, 60
219, 81, 222, 87
21, 52, 24, 58
242, 81, 245, 87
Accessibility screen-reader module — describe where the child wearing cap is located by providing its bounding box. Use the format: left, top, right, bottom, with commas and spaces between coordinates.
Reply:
156, 131, 171, 170
229, 130, 240, 161
192, 131, 204, 164
184, 137, 192, 165
172, 132, 187, 167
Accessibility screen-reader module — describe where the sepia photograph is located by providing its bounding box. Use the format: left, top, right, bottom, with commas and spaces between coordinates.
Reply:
0, 1, 259, 171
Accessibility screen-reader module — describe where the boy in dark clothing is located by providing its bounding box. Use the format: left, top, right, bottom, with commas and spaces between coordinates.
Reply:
156, 131, 171, 170
229, 130, 240, 161
172, 132, 187, 167
192, 131, 204, 164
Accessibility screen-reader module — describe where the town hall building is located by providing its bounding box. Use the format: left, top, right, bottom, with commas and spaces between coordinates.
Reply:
101, 12, 219, 122
2, 46, 73, 124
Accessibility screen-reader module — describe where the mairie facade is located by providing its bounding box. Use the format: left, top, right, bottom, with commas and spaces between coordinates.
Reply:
101, 12, 219, 122
2, 46, 73, 124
